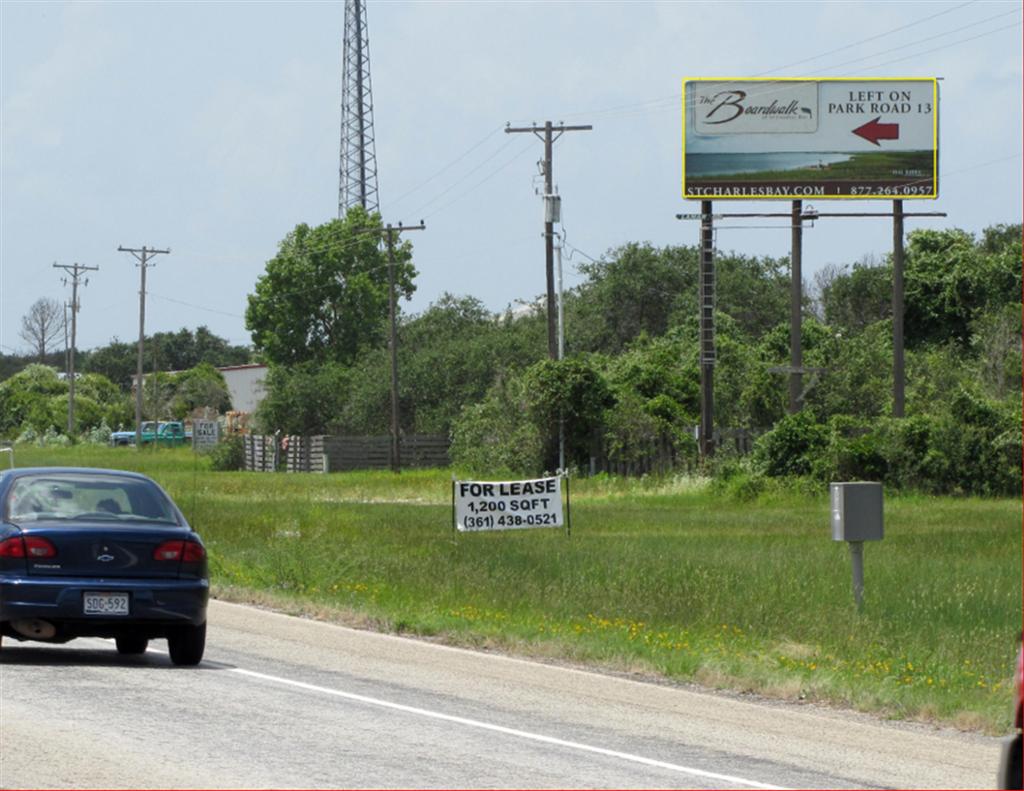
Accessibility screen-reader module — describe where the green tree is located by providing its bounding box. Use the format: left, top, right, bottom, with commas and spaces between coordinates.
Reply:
170, 363, 233, 418
254, 361, 351, 436
450, 374, 543, 475
567, 243, 698, 354
148, 326, 251, 372
566, 243, 789, 355
326, 294, 546, 438
814, 258, 891, 332
398, 294, 544, 434
81, 339, 136, 389
246, 207, 415, 366
904, 227, 1021, 347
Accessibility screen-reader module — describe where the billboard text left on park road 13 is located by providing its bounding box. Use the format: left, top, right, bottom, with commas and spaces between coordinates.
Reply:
682, 77, 939, 200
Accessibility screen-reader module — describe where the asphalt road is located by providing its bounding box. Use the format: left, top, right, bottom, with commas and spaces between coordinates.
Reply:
0, 599, 1002, 789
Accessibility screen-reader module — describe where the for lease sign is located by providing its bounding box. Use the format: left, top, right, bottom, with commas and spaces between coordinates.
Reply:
455, 477, 563, 532
683, 78, 938, 199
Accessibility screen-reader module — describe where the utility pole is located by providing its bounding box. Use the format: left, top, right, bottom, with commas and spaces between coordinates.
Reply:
505, 121, 591, 359
118, 245, 170, 447
383, 221, 425, 473
555, 233, 566, 471
53, 262, 98, 435
62, 302, 70, 390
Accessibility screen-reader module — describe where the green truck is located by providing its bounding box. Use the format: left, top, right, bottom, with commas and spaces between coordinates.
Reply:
110, 421, 190, 447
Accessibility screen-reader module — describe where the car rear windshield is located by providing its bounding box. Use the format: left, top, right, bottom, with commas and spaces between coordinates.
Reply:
5, 473, 180, 525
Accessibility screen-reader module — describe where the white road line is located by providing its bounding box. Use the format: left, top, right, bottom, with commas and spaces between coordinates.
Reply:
93, 638, 786, 789
228, 665, 788, 790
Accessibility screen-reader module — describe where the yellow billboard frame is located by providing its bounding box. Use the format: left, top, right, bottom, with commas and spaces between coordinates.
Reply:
681, 77, 939, 200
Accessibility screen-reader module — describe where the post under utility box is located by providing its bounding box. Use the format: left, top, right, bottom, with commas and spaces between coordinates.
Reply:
830, 482, 883, 542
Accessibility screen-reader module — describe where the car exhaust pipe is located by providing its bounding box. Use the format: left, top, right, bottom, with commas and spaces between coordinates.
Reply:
11, 618, 57, 639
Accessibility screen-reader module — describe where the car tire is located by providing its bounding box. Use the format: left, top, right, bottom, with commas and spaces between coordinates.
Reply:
1000, 733, 1023, 790
115, 635, 149, 655
167, 621, 206, 666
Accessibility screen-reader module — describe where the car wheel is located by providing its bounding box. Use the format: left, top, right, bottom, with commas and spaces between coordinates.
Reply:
115, 635, 149, 655
1000, 733, 1023, 790
167, 621, 206, 666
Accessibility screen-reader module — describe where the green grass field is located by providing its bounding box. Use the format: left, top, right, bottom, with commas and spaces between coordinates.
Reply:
7, 444, 1020, 732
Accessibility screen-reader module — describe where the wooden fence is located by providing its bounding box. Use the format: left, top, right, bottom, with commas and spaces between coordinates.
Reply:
247, 429, 754, 476
245, 433, 450, 473
243, 434, 278, 472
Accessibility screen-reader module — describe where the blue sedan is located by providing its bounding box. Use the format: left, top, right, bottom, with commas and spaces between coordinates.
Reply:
0, 467, 208, 665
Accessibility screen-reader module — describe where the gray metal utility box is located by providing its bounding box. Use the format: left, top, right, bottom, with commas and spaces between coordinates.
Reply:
830, 482, 883, 542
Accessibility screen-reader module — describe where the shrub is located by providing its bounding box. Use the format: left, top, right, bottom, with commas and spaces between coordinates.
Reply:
810, 415, 888, 484
83, 421, 113, 446
523, 356, 614, 471
449, 375, 543, 476
209, 434, 245, 471
752, 410, 828, 477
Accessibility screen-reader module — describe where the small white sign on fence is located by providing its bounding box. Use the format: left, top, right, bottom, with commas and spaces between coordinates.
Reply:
454, 476, 566, 532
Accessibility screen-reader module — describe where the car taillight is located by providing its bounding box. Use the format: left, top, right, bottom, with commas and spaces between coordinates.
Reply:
0, 536, 57, 558
0, 536, 25, 557
153, 540, 205, 562
25, 537, 57, 557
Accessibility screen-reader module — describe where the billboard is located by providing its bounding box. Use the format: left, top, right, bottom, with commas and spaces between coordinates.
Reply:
682, 78, 938, 200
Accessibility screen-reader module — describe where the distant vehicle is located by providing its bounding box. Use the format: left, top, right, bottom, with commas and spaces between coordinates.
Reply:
0, 467, 208, 665
110, 421, 191, 447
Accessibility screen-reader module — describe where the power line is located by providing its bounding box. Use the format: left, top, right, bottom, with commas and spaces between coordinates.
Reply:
814, 11, 1021, 74
753, 0, 981, 75
420, 139, 536, 220
149, 293, 246, 319
388, 125, 504, 210
143, 145, 1020, 325
408, 135, 523, 218
839, 20, 1022, 73
555, 5, 1019, 122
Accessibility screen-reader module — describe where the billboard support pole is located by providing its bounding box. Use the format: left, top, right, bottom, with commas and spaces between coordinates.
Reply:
892, 199, 905, 418
789, 200, 803, 414
699, 201, 715, 459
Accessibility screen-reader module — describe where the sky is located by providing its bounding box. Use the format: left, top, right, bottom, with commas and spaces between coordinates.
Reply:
1, 0, 1021, 355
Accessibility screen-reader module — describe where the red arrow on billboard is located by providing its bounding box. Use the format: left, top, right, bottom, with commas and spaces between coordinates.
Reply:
852, 117, 900, 146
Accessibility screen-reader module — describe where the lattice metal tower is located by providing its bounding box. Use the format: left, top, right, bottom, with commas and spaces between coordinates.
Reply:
338, 0, 379, 216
